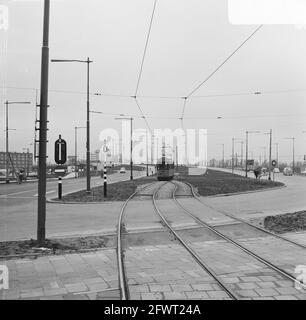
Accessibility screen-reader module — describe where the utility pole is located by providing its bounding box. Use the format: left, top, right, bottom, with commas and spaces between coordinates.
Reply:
232, 137, 234, 174
268, 129, 272, 180
240, 141, 244, 168
51, 58, 93, 192
37, 0, 50, 245
146, 129, 149, 176
130, 117, 133, 180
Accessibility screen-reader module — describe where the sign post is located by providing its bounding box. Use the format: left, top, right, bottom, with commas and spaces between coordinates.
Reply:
103, 141, 108, 197
54, 135, 67, 199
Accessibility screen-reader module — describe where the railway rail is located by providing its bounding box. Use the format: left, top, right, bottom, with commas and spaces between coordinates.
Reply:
171, 180, 306, 291
117, 180, 306, 300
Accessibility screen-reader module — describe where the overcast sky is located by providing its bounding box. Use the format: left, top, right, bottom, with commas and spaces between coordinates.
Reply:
1, 0, 306, 163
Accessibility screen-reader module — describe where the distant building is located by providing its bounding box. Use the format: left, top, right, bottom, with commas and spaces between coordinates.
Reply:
0, 151, 33, 172
68, 155, 76, 165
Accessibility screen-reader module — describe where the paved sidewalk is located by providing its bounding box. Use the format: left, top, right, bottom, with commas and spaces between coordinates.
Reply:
1, 240, 305, 300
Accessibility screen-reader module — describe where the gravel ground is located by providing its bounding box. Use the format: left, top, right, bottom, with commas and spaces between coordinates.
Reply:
264, 211, 306, 234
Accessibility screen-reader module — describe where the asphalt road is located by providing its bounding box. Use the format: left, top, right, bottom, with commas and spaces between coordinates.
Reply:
1, 166, 305, 242
0, 170, 147, 241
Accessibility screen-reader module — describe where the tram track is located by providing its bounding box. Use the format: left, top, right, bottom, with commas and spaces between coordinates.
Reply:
171, 180, 306, 291
181, 180, 306, 249
117, 180, 305, 300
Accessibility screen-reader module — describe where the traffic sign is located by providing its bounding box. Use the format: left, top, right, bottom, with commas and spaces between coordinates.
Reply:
272, 160, 277, 167
54, 165, 67, 177
103, 146, 109, 153
246, 159, 254, 166
55, 135, 67, 165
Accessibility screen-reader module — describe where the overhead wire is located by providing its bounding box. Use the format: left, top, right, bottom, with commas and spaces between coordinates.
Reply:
180, 24, 263, 121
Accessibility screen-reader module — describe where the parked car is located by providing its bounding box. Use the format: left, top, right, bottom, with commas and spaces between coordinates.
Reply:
283, 167, 293, 176
119, 167, 126, 173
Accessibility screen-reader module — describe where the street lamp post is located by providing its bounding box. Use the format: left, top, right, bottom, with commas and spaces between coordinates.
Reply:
245, 131, 260, 178
115, 117, 134, 180
5, 101, 31, 183
51, 58, 93, 193
74, 126, 86, 178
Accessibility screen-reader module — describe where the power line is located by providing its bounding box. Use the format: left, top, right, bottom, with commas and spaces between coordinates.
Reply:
180, 25, 263, 121
134, 0, 158, 97
186, 25, 263, 99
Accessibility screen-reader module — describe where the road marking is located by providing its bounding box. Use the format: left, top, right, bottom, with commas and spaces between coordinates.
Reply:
0, 188, 38, 197
34, 190, 55, 197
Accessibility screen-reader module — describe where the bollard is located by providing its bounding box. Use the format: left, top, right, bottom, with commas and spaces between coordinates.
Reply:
104, 163, 107, 197
58, 177, 62, 199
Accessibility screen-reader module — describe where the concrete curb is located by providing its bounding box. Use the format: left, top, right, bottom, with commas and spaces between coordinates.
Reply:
47, 174, 148, 204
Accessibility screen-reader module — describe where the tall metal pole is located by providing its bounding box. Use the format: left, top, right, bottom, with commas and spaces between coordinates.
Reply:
293, 137, 295, 173
268, 129, 272, 180
37, 0, 50, 245
232, 138, 234, 173
86, 57, 91, 193
241, 141, 244, 168
146, 130, 149, 176
245, 131, 248, 178
75, 127, 77, 178
5, 101, 9, 183
130, 117, 133, 180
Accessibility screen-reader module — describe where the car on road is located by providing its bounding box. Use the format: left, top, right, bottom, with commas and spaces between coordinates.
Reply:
283, 167, 293, 176
119, 167, 126, 173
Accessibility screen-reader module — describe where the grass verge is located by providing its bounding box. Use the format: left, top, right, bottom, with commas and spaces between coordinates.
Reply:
180, 169, 284, 196
0, 235, 116, 258
56, 176, 157, 202
264, 211, 306, 234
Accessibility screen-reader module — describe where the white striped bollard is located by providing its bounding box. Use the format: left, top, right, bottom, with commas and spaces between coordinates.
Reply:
104, 163, 107, 197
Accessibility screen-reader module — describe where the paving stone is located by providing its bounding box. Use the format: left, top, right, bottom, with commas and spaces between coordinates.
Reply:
141, 292, 164, 300
149, 284, 171, 292
64, 283, 88, 293
185, 291, 209, 299
236, 290, 259, 298
257, 281, 276, 288
274, 295, 298, 300
20, 288, 44, 299
43, 288, 68, 296
207, 291, 230, 299
191, 283, 214, 291
129, 285, 149, 293
240, 276, 260, 282
237, 282, 259, 290
255, 288, 279, 297
87, 282, 110, 292
171, 284, 192, 292
275, 287, 301, 295
164, 292, 186, 299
